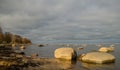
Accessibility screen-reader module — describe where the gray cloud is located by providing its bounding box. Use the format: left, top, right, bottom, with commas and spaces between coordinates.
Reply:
0, 0, 120, 43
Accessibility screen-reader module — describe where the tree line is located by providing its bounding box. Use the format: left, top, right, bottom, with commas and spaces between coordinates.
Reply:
0, 27, 31, 44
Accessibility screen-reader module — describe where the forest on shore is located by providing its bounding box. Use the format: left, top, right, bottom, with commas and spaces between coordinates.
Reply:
0, 27, 31, 44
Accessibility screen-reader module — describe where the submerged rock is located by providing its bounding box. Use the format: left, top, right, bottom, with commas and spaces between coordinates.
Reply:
80, 52, 115, 64
54, 47, 77, 60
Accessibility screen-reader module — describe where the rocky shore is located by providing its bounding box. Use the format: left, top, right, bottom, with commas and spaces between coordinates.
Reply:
0, 45, 53, 70
0, 45, 77, 70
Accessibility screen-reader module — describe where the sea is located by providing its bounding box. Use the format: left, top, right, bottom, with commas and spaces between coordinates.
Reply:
20, 39, 120, 70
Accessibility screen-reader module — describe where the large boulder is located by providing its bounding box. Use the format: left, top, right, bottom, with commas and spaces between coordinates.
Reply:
80, 52, 115, 64
54, 47, 77, 60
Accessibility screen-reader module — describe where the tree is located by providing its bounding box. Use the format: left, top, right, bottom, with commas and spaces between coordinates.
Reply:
22, 37, 31, 44
0, 33, 4, 43
0, 27, 4, 43
0, 26, 3, 33
4, 32, 13, 43
0, 26, 32, 44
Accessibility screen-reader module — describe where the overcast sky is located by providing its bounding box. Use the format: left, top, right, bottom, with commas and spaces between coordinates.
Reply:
0, 0, 120, 43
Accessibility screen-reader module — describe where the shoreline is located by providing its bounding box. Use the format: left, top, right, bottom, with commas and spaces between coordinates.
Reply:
0, 44, 78, 70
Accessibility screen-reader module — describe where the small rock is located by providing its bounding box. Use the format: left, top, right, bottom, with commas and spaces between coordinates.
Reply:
20, 45, 25, 49
38, 44, 44, 47
11, 44, 16, 47
31, 53, 38, 58
16, 54, 24, 58
77, 47, 84, 50
15, 51, 25, 55
19, 52, 25, 55
99, 47, 114, 52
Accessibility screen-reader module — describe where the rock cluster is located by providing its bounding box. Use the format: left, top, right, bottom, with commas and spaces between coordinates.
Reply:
54, 47, 115, 64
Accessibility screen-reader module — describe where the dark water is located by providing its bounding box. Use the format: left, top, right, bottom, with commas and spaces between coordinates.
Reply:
22, 40, 120, 70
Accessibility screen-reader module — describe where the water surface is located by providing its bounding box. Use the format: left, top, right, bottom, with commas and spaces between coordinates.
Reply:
23, 42, 120, 70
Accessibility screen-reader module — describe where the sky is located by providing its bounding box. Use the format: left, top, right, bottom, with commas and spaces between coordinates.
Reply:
0, 0, 120, 43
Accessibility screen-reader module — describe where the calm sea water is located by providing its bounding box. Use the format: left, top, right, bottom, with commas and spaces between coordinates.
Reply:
22, 40, 120, 70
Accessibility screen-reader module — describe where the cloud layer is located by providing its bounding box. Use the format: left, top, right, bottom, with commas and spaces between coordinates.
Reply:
0, 0, 120, 43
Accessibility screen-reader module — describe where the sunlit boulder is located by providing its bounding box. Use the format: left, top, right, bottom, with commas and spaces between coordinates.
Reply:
54, 47, 77, 60
99, 47, 114, 52
80, 52, 115, 64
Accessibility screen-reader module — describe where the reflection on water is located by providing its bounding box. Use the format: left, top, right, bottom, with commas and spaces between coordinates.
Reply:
81, 62, 115, 70
55, 59, 77, 70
